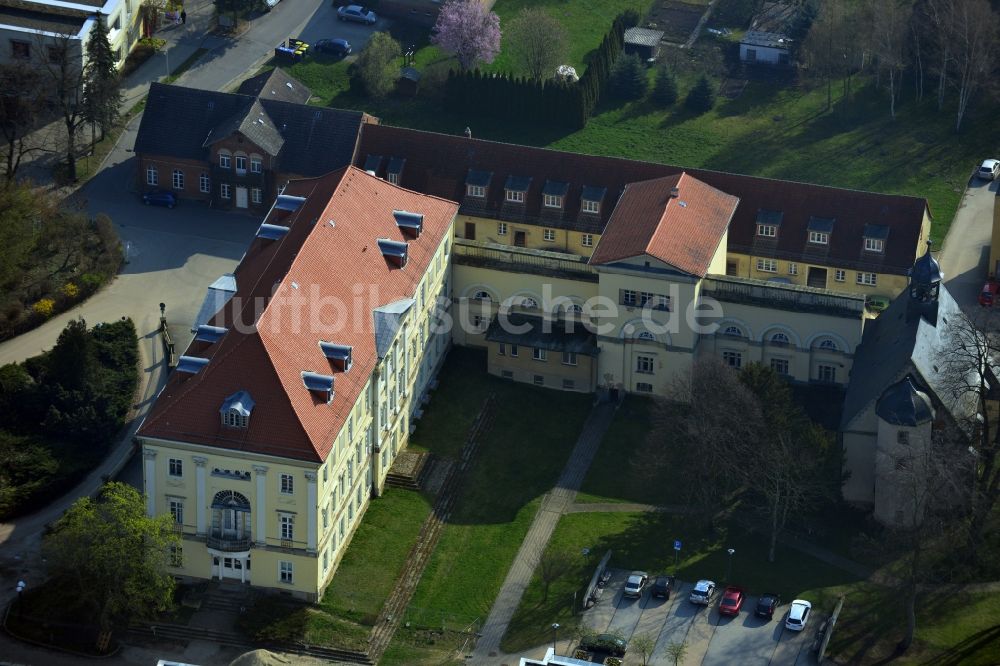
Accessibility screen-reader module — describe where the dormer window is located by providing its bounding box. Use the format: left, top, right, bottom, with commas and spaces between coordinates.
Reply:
580, 185, 606, 215
807, 217, 835, 245
302, 371, 335, 403
542, 180, 568, 209
319, 342, 353, 372
465, 169, 491, 199
377, 238, 409, 268
863, 224, 889, 254
757, 224, 777, 237
543, 194, 562, 208
865, 238, 884, 252
386, 157, 405, 185
755, 210, 782, 237
220, 390, 254, 428
504, 175, 531, 204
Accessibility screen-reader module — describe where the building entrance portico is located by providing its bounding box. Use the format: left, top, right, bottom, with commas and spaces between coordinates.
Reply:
212, 554, 251, 582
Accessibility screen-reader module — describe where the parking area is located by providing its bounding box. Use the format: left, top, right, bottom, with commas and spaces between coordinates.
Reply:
581, 569, 822, 665
293, 4, 391, 56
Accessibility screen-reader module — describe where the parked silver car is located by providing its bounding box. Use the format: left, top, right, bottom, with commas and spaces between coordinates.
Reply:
337, 4, 376, 24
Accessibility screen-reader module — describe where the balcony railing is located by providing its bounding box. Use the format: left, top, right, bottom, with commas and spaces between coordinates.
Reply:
453, 238, 598, 281
702, 275, 866, 317
206, 532, 253, 552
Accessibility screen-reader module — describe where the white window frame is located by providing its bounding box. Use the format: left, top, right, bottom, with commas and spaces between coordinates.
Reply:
280, 514, 294, 541
543, 194, 562, 208
581, 199, 600, 214
250, 156, 262, 173
787, 262, 798, 275
818, 364, 837, 383
168, 458, 183, 477
582, 234, 593, 247
757, 224, 777, 238
622, 289, 637, 306
770, 358, 789, 375
146, 166, 158, 186
809, 231, 829, 245
510, 344, 519, 358
532, 347, 547, 361
199, 172, 210, 193
172, 169, 184, 190
636, 355, 654, 374
169, 499, 183, 524
219, 153, 231, 169
387, 172, 399, 185
505, 189, 525, 203
543, 229, 556, 242
834, 269, 846, 282
856, 272, 877, 286
251, 187, 262, 204
864, 237, 884, 253
533, 374, 544, 386
562, 351, 577, 366
280, 473, 294, 495
722, 350, 743, 368
466, 184, 485, 198
279, 560, 293, 583
220, 183, 231, 199
497, 222, 507, 236
756, 258, 777, 272
636, 382, 653, 393
234, 155, 247, 174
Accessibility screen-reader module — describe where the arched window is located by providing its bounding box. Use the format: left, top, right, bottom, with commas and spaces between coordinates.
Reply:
172, 169, 184, 190
473, 290, 491, 301
637, 331, 656, 341
218, 150, 232, 169
223, 409, 248, 428
520, 297, 539, 309
770, 332, 790, 346
723, 325, 743, 337
818, 339, 838, 351
565, 303, 583, 314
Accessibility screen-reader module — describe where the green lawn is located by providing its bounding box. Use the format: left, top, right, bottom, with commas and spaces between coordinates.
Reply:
398, 348, 592, 635
501, 510, 863, 652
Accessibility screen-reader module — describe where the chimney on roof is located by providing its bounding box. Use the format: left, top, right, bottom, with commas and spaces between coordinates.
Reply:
670, 186, 680, 198
464, 126, 472, 139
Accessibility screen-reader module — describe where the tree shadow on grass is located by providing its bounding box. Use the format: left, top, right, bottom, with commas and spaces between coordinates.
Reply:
931, 625, 1000, 666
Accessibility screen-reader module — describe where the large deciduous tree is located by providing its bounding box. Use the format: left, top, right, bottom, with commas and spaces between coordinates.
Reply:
431, 0, 501, 70
43, 482, 178, 634
950, 0, 998, 132
82, 14, 122, 144
506, 7, 568, 81
354, 32, 401, 99
0, 64, 46, 183
37, 31, 87, 181
867, 0, 912, 120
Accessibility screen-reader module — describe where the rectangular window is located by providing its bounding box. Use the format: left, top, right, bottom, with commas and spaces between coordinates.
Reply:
756, 258, 777, 272
835, 269, 846, 282
543, 194, 562, 208
172, 170, 184, 190
280, 514, 294, 541
169, 545, 183, 567
47, 46, 60, 64
506, 189, 525, 203
466, 184, 485, 198
722, 351, 742, 368
510, 344, 518, 358
168, 458, 183, 477
279, 560, 293, 583
251, 187, 262, 204
636, 382, 653, 393
581, 199, 600, 214
543, 229, 556, 242
146, 166, 158, 186
220, 183, 231, 199
199, 172, 210, 193
562, 351, 577, 366
498, 343, 506, 356
10, 40, 29, 60
856, 272, 878, 286
864, 238, 884, 253
250, 157, 262, 173
387, 172, 399, 185
757, 224, 777, 238
818, 364, 837, 383
621, 289, 637, 306
323, 549, 329, 572
501, 370, 514, 379
235, 155, 247, 173
169, 499, 183, 524
533, 374, 544, 386
322, 506, 328, 530
636, 355, 654, 374
339, 516, 345, 540
787, 262, 798, 275
582, 234, 593, 247
472, 314, 483, 329
770, 358, 789, 375
497, 222, 507, 235
280, 473, 293, 494
532, 348, 547, 361
809, 231, 829, 245
219, 153, 231, 169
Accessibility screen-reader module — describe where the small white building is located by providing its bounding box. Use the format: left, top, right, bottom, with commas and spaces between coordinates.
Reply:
739, 30, 791, 66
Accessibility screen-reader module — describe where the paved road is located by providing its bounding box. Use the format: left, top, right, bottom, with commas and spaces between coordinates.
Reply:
940, 174, 996, 312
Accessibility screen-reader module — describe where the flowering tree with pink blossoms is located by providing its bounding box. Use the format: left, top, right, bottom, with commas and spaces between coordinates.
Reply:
431, 0, 501, 70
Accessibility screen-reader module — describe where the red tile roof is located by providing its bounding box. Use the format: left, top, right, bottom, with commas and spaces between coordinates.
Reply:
356, 124, 929, 275
589, 173, 739, 276
138, 167, 458, 462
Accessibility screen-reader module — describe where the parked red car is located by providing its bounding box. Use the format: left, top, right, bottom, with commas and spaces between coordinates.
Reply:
980, 281, 999, 307
718, 586, 745, 616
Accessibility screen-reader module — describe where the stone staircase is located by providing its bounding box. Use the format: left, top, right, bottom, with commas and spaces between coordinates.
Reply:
384, 450, 431, 490
201, 583, 251, 613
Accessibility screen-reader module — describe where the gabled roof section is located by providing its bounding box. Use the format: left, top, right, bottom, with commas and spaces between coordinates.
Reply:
205, 99, 285, 157
589, 173, 739, 277
236, 68, 312, 104
354, 123, 930, 272
374, 298, 416, 358
138, 168, 458, 462
191, 274, 237, 332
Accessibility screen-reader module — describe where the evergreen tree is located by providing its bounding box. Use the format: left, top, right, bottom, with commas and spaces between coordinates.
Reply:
610, 52, 648, 100
685, 74, 716, 113
652, 66, 679, 106
82, 14, 122, 143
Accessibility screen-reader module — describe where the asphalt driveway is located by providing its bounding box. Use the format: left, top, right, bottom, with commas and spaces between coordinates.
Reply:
580, 569, 823, 665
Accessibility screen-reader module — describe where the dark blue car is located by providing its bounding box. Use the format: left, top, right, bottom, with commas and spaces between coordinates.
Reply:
314, 38, 352, 57
143, 190, 177, 208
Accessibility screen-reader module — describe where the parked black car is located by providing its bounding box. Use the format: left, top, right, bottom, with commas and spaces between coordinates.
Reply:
580, 633, 627, 657
314, 38, 352, 57
652, 575, 674, 599
755, 592, 781, 619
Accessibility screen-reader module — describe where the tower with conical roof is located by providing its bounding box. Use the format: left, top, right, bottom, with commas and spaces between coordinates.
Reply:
907, 240, 942, 322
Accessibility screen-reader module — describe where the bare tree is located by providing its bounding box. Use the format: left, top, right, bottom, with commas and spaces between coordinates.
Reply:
867, 0, 912, 120
950, 0, 999, 132
0, 63, 47, 182
506, 7, 569, 81
631, 632, 656, 665
802, 0, 864, 113
537, 548, 574, 602
664, 640, 688, 666
35, 31, 86, 181
923, 0, 956, 112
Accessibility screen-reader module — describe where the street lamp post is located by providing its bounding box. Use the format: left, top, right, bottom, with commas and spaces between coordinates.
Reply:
726, 548, 735, 583
551, 622, 560, 653
15, 580, 26, 617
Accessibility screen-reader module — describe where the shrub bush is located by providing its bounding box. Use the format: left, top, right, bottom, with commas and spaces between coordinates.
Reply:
32, 298, 55, 318
652, 66, 678, 106
686, 74, 716, 113
60, 282, 79, 299
610, 52, 648, 100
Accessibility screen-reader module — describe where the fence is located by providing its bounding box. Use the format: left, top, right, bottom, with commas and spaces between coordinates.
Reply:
817, 594, 845, 660
581, 550, 613, 612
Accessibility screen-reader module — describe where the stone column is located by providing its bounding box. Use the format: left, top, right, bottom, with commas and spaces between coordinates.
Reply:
143, 449, 157, 517
253, 465, 268, 546
305, 471, 318, 553
192, 456, 208, 535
